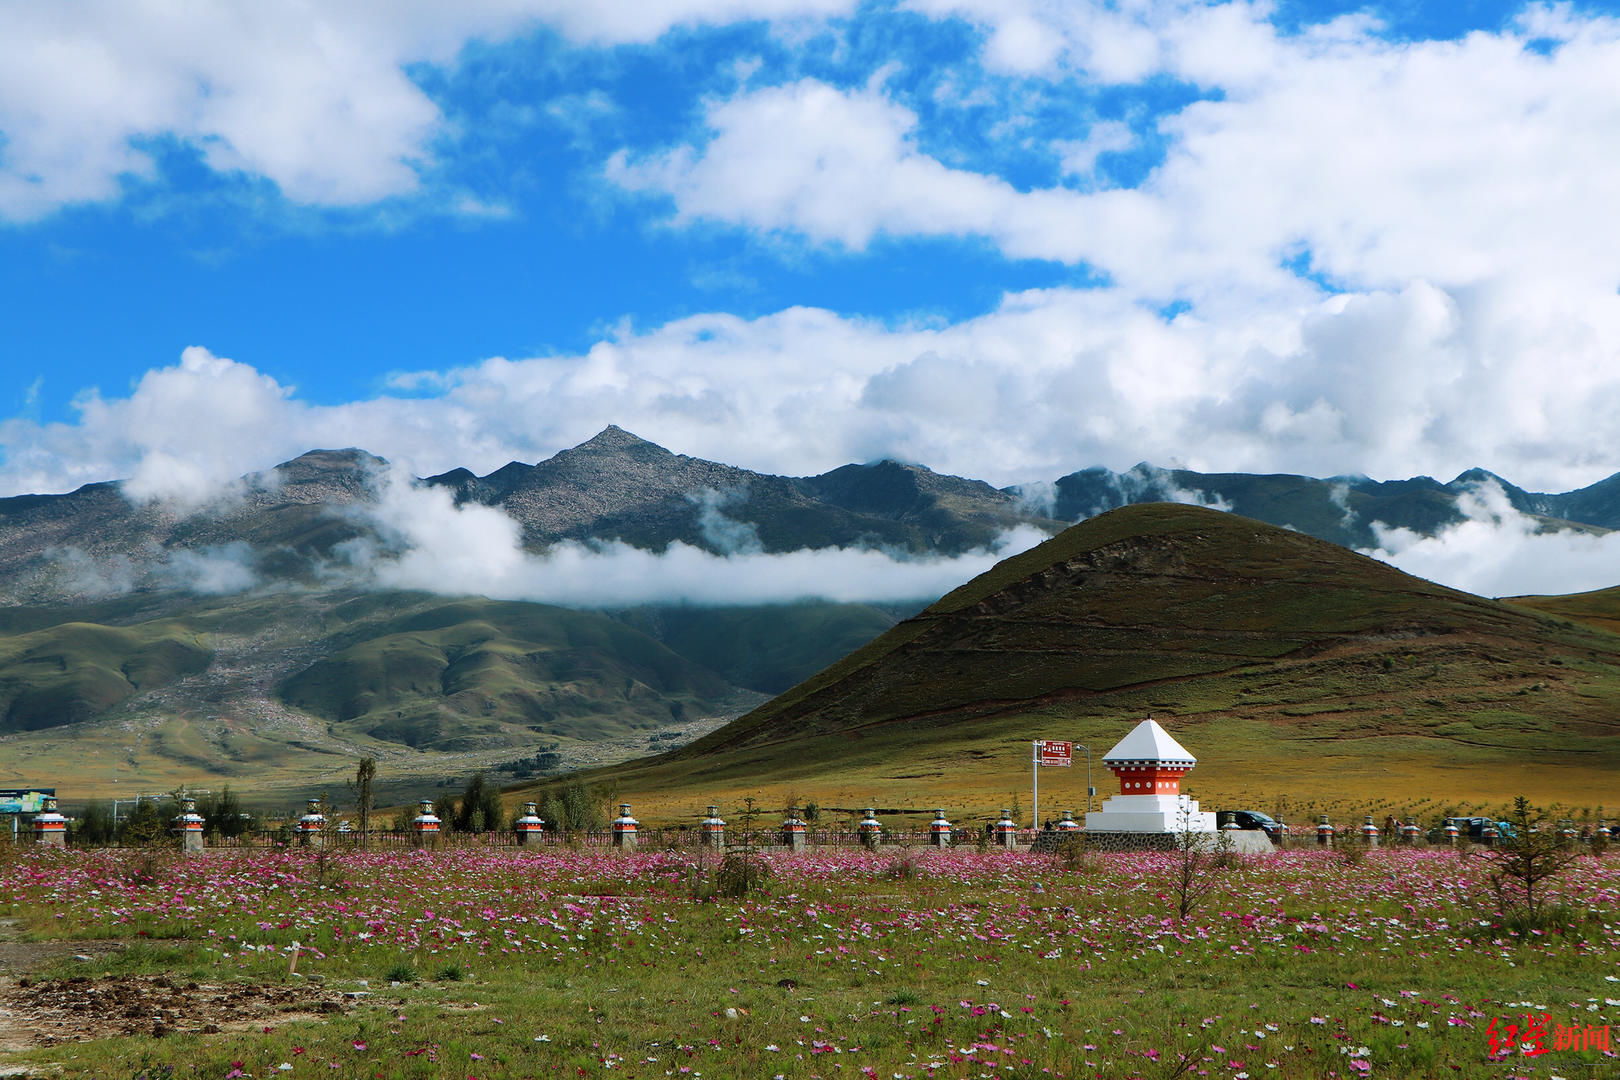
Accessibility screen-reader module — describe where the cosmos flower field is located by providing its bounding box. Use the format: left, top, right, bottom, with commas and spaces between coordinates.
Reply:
0, 845, 1615, 1078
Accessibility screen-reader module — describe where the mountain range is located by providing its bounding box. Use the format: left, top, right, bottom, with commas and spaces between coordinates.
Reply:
1, 427, 1617, 802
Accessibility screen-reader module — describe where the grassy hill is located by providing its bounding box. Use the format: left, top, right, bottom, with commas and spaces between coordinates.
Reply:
278, 598, 741, 751
608, 602, 904, 694
535, 504, 1620, 824
1506, 585, 1620, 635
0, 620, 212, 732
0, 589, 908, 801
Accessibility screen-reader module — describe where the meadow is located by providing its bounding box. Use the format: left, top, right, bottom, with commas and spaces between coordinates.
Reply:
0, 842, 1614, 1079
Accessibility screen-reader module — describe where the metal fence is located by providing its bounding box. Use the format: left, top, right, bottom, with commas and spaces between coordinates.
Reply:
60, 825, 1048, 851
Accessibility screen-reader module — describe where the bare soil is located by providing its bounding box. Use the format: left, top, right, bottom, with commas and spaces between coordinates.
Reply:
0, 921, 350, 1053
0, 973, 349, 1051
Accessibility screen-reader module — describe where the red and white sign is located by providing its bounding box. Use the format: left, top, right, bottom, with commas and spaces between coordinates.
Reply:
1037, 740, 1073, 767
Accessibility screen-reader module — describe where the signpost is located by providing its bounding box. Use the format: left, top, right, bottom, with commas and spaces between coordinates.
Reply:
1031, 741, 1092, 828
1038, 740, 1073, 768
1032, 741, 1070, 827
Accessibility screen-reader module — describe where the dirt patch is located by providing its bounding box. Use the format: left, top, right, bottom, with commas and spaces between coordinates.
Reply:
0, 974, 350, 1050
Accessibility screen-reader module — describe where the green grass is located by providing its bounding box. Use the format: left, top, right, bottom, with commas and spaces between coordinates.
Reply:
1507, 584, 1620, 635
278, 599, 739, 749
0, 846, 1614, 1078
0, 620, 212, 732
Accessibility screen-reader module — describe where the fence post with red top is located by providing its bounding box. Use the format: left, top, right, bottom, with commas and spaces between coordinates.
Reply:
516, 802, 545, 847
33, 796, 67, 848
174, 797, 205, 854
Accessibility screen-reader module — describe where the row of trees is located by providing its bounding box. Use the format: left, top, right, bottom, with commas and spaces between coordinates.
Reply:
61, 761, 613, 846
410, 776, 616, 835
71, 787, 254, 845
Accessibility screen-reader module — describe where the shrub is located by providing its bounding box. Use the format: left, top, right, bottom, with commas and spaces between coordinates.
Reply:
715, 851, 770, 898
1501, 902, 1591, 939
385, 963, 418, 984
1054, 834, 1092, 871
454, 774, 505, 834
73, 801, 116, 846
123, 847, 178, 886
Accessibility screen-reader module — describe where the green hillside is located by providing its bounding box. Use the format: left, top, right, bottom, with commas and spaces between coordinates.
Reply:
1507, 585, 1620, 635
548, 504, 1620, 820
0, 588, 904, 798
279, 598, 740, 750
0, 621, 212, 732
610, 602, 903, 693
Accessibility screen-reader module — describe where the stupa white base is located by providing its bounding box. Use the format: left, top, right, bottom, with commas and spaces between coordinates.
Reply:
1085, 793, 1215, 834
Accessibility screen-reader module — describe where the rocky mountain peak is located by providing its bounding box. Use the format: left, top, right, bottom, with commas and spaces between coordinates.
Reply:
571, 425, 669, 457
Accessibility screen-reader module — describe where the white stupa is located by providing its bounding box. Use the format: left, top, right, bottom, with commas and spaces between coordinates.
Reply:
1084, 717, 1217, 833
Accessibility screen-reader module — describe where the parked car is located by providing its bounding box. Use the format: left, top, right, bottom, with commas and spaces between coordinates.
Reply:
1426, 816, 1517, 843
1219, 809, 1288, 843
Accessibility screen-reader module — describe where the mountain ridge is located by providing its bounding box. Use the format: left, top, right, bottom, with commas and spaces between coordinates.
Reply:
560, 503, 1620, 816
4, 430, 1620, 803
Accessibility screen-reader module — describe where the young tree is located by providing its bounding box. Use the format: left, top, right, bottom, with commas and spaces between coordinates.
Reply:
1481, 795, 1584, 926
561, 781, 603, 832
540, 792, 567, 835
75, 801, 116, 845
454, 774, 505, 833
433, 793, 458, 832
117, 798, 169, 846
348, 757, 377, 848
200, 786, 250, 839
1170, 804, 1233, 920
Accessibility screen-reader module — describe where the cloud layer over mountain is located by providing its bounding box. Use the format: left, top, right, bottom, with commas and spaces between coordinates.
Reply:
5, 0, 1620, 599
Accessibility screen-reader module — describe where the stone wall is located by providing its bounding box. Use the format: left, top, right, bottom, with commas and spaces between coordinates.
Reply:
1030, 830, 1178, 853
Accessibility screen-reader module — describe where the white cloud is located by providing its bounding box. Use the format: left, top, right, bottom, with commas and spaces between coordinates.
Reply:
156, 542, 260, 595
903, 0, 1213, 82
609, 79, 1167, 275
612, 12, 1620, 304
0, 0, 855, 220
42, 540, 258, 598
8, 272, 1620, 507
1362, 480, 1620, 599
45, 546, 137, 600
11, 346, 304, 509
1055, 120, 1135, 178
610, 81, 1007, 250
340, 466, 1050, 605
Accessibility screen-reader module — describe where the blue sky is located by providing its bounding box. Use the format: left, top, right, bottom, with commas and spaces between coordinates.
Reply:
5, 0, 1620, 516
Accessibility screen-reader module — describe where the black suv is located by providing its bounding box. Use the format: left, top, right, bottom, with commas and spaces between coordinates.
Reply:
1220, 809, 1287, 843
